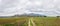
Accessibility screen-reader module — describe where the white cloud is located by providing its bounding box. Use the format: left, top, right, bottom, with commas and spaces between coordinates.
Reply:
0, 0, 60, 16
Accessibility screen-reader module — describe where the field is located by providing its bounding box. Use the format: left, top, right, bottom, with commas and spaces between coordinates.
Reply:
0, 17, 29, 26
0, 16, 60, 26
33, 17, 60, 26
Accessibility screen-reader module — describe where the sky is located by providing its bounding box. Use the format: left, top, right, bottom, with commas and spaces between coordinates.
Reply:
0, 0, 60, 16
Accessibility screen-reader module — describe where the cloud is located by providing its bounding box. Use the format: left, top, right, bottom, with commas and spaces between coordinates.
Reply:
0, 0, 60, 16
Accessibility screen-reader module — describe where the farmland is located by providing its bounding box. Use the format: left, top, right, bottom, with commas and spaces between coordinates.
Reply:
0, 17, 29, 26
0, 16, 60, 26
33, 17, 60, 26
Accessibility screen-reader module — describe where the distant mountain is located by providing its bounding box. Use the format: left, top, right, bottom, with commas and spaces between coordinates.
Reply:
27, 13, 46, 17
14, 13, 46, 17
27, 13, 46, 16
0, 13, 46, 17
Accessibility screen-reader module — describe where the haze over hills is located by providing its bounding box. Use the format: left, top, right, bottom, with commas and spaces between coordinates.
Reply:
15, 13, 46, 17
0, 13, 46, 17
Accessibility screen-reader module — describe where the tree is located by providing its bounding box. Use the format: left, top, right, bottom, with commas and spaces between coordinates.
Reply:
57, 16, 60, 18
44, 16, 47, 17
56, 16, 60, 20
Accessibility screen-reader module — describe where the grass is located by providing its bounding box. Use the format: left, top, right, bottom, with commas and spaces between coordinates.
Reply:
0, 16, 60, 26
0, 17, 29, 26
30, 19, 33, 26
33, 17, 60, 26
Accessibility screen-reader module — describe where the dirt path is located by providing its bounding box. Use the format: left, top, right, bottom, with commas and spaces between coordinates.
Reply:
31, 18, 36, 26
28, 18, 36, 26
28, 19, 31, 26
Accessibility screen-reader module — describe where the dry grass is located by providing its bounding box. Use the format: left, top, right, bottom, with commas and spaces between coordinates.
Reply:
0, 17, 29, 26
33, 17, 60, 26
0, 16, 60, 26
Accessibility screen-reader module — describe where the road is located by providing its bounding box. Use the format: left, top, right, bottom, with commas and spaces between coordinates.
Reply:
28, 18, 36, 26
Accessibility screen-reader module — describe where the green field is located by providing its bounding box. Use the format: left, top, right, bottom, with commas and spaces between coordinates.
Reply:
0, 17, 29, 26
33, 17, 60, 26
0, 17, 60, 26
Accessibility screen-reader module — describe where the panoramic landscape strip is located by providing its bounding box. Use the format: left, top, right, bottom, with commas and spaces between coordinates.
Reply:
0, 16, 60, 26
